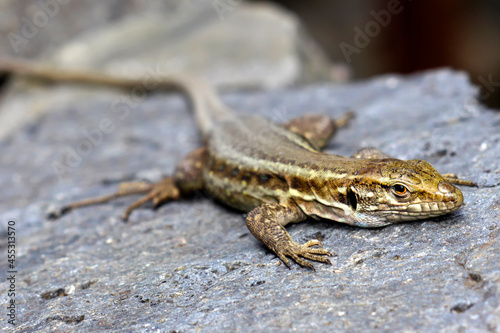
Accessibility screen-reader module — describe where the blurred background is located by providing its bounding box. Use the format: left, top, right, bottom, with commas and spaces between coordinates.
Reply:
1, 0, 499, 109
270, 0, 500, 108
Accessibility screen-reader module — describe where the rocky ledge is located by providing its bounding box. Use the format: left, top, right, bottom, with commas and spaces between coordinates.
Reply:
0, 69, 499, 332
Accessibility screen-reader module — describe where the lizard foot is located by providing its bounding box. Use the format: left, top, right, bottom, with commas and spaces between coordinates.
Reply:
275, 239, 332, 270
121, 177, 180, 221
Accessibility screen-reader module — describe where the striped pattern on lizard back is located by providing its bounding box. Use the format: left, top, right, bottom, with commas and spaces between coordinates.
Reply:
203, 114, 359, 213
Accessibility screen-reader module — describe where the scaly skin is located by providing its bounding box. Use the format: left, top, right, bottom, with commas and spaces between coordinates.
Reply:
0, 58, 476, 270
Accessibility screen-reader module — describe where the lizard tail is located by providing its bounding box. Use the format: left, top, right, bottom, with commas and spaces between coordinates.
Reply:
0, 58, 232, 137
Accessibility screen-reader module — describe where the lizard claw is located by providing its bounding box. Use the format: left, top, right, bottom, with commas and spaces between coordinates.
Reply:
275, 239, 333, 270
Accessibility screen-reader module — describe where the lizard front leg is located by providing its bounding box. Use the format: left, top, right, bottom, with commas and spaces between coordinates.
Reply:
440, 173, 477, 187
50, 147, 207, 221
246, 202, 332, 269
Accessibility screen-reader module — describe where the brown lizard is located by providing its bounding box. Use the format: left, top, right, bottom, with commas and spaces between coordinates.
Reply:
0, 58, 476, 269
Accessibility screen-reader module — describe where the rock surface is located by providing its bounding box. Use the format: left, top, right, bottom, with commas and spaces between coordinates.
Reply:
0, 69, 499, 332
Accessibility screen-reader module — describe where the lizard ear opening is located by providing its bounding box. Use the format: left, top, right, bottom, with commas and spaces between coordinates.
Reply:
346, 187, 358, 211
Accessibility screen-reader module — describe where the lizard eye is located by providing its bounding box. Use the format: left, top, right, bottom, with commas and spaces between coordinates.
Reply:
391, 184, 409, 197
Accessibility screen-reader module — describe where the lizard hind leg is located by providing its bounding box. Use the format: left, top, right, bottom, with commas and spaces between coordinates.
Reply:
283, 111, 354, 150
49, 147, 207, 221
48, 177, 180, 221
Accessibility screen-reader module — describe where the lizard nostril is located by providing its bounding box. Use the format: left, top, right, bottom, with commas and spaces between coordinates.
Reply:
438, 181, 455, 194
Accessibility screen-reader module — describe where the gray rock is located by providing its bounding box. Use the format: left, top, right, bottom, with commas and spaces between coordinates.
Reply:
0, 69, 499, 332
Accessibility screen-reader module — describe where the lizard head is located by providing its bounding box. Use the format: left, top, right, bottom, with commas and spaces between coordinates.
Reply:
345, 159, 463, 227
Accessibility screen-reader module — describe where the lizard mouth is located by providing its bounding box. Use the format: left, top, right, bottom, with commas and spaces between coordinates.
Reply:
383, 202, 460, 222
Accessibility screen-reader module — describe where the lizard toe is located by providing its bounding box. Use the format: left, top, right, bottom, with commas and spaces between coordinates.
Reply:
300, 252, 332, 265
276, 252, 292, 269
289, 253, 315, 270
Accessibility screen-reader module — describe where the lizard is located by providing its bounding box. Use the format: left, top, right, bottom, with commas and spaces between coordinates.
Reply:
0, 58, 476, 269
